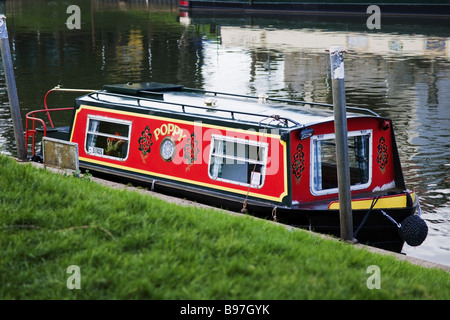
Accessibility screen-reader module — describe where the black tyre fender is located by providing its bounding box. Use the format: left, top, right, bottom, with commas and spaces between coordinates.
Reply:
399, 215, 428, 247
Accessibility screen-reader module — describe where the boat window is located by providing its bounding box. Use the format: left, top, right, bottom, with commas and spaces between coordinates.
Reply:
85, 116, 131, 160
311, 130, 372, 195
209, 135, 268, 188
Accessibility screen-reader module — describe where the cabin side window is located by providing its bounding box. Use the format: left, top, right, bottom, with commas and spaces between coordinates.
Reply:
310, 130, 372, 195
208, 135, 268, 188
85, 116, 131, 160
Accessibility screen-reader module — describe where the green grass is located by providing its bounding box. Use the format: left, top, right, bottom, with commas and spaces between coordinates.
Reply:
0, 155, 449, 299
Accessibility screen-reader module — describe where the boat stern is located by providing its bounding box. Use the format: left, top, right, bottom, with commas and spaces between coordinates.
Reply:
329, 190, 427, 252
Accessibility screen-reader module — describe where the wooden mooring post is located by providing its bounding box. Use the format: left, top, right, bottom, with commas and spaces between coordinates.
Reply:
329, 46, 353, 241
0, 15, 27, 161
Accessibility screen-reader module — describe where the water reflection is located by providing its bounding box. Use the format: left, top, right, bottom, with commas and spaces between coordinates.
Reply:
0, 0, 448, 265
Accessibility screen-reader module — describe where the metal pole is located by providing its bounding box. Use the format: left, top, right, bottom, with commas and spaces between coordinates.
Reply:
329, 46, 353, 241
0, 15, 27, 161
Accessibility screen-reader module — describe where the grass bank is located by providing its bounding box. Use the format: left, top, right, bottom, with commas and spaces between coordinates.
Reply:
0, 155, 448, 300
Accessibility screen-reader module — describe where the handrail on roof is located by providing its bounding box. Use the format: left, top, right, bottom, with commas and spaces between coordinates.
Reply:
183, 87, 381, 117
87, 91, 303, 129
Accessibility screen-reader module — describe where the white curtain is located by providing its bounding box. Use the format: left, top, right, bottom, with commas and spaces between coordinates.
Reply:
87, 119, 100, 148
313, 140, 322, 190
211, 139, 223, 179
355, 135, 369, 183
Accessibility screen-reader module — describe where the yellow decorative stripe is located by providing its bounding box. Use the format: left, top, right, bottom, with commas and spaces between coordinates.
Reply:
328, 192, 416, 210
73, 105, 289, 203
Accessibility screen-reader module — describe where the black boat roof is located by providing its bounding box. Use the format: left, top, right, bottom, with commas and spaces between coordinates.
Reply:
77, 82, 380, 129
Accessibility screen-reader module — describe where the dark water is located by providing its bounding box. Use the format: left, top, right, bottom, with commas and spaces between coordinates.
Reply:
0, 0, 449, 266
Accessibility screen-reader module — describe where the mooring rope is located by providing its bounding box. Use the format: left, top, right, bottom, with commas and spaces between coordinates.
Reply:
271, 206, 277, 222
353, 195, 381, 238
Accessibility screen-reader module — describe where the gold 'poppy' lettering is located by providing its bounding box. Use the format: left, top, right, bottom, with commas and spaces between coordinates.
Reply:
154, 123, 186, 142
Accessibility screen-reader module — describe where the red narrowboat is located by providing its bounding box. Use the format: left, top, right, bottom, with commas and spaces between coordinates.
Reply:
26, 82, 428, 253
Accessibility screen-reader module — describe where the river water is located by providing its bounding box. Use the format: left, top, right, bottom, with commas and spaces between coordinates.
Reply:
0, 0, 449, 266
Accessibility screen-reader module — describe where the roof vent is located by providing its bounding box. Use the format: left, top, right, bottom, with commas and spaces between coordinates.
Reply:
204, 98, 217, 108
258, 93, 268, 103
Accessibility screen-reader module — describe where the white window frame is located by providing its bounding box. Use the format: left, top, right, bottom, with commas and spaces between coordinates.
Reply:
208, 134, 269, 189
310, 129, 372, 196
85, 115, 132, 161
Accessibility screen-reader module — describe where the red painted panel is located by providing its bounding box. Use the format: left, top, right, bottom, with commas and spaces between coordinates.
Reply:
290, 117, 397, 204
70, 105, 288, 203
